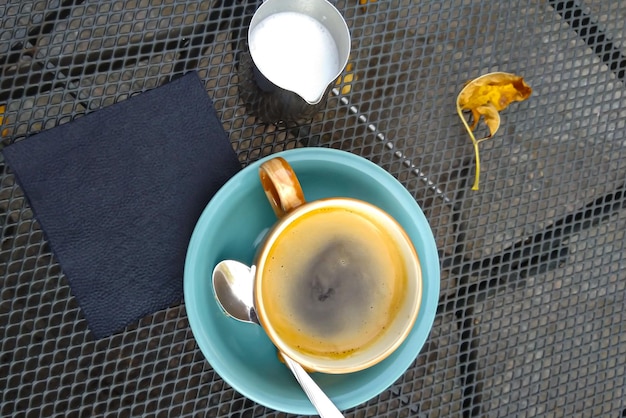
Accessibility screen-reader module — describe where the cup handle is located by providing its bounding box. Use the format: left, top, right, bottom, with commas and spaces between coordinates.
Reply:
259, 157, 306, 218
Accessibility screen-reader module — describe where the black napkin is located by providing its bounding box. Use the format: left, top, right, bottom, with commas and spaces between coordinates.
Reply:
2, 72, 241, 339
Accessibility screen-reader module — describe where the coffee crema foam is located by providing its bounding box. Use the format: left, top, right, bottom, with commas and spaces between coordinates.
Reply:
260, 206, 407, 359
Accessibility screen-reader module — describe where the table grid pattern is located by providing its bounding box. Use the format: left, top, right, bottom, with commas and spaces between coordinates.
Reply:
1, 1, 625, 417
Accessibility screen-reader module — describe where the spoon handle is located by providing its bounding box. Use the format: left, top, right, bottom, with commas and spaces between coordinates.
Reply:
282, 354, 344, 418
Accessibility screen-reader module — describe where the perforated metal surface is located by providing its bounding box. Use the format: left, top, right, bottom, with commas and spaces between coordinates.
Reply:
1, 1, 625, 417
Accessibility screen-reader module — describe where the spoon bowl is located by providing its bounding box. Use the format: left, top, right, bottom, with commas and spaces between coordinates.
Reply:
212, 261, 256, 323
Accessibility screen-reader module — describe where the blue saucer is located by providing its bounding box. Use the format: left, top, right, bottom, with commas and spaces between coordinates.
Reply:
184, 148, 439, 414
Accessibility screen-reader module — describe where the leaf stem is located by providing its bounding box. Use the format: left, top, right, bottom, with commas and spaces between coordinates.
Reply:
455, 100, 481, 190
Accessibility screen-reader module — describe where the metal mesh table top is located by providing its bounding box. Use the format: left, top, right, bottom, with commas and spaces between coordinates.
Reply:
1, 0, 625, 417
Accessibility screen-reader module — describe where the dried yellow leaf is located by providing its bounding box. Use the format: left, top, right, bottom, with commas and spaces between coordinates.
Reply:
456, 72, 532, 190
359, 0, 377, 12
0, 105, 7, 137
335, 62, 356, 95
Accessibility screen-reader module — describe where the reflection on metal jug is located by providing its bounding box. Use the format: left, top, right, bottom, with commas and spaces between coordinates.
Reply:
237, 0, 351, 126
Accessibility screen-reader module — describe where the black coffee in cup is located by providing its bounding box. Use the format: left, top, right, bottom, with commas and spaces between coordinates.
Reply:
260, 204, 407, 359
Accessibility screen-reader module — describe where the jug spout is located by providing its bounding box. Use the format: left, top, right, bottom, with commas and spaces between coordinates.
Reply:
295, 82, 334, 106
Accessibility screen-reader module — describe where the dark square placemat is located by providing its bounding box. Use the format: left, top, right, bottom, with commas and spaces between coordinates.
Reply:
2, 72, 241, 339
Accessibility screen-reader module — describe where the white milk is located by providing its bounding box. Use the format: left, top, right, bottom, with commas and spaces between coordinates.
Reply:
249, 12, 340, 103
